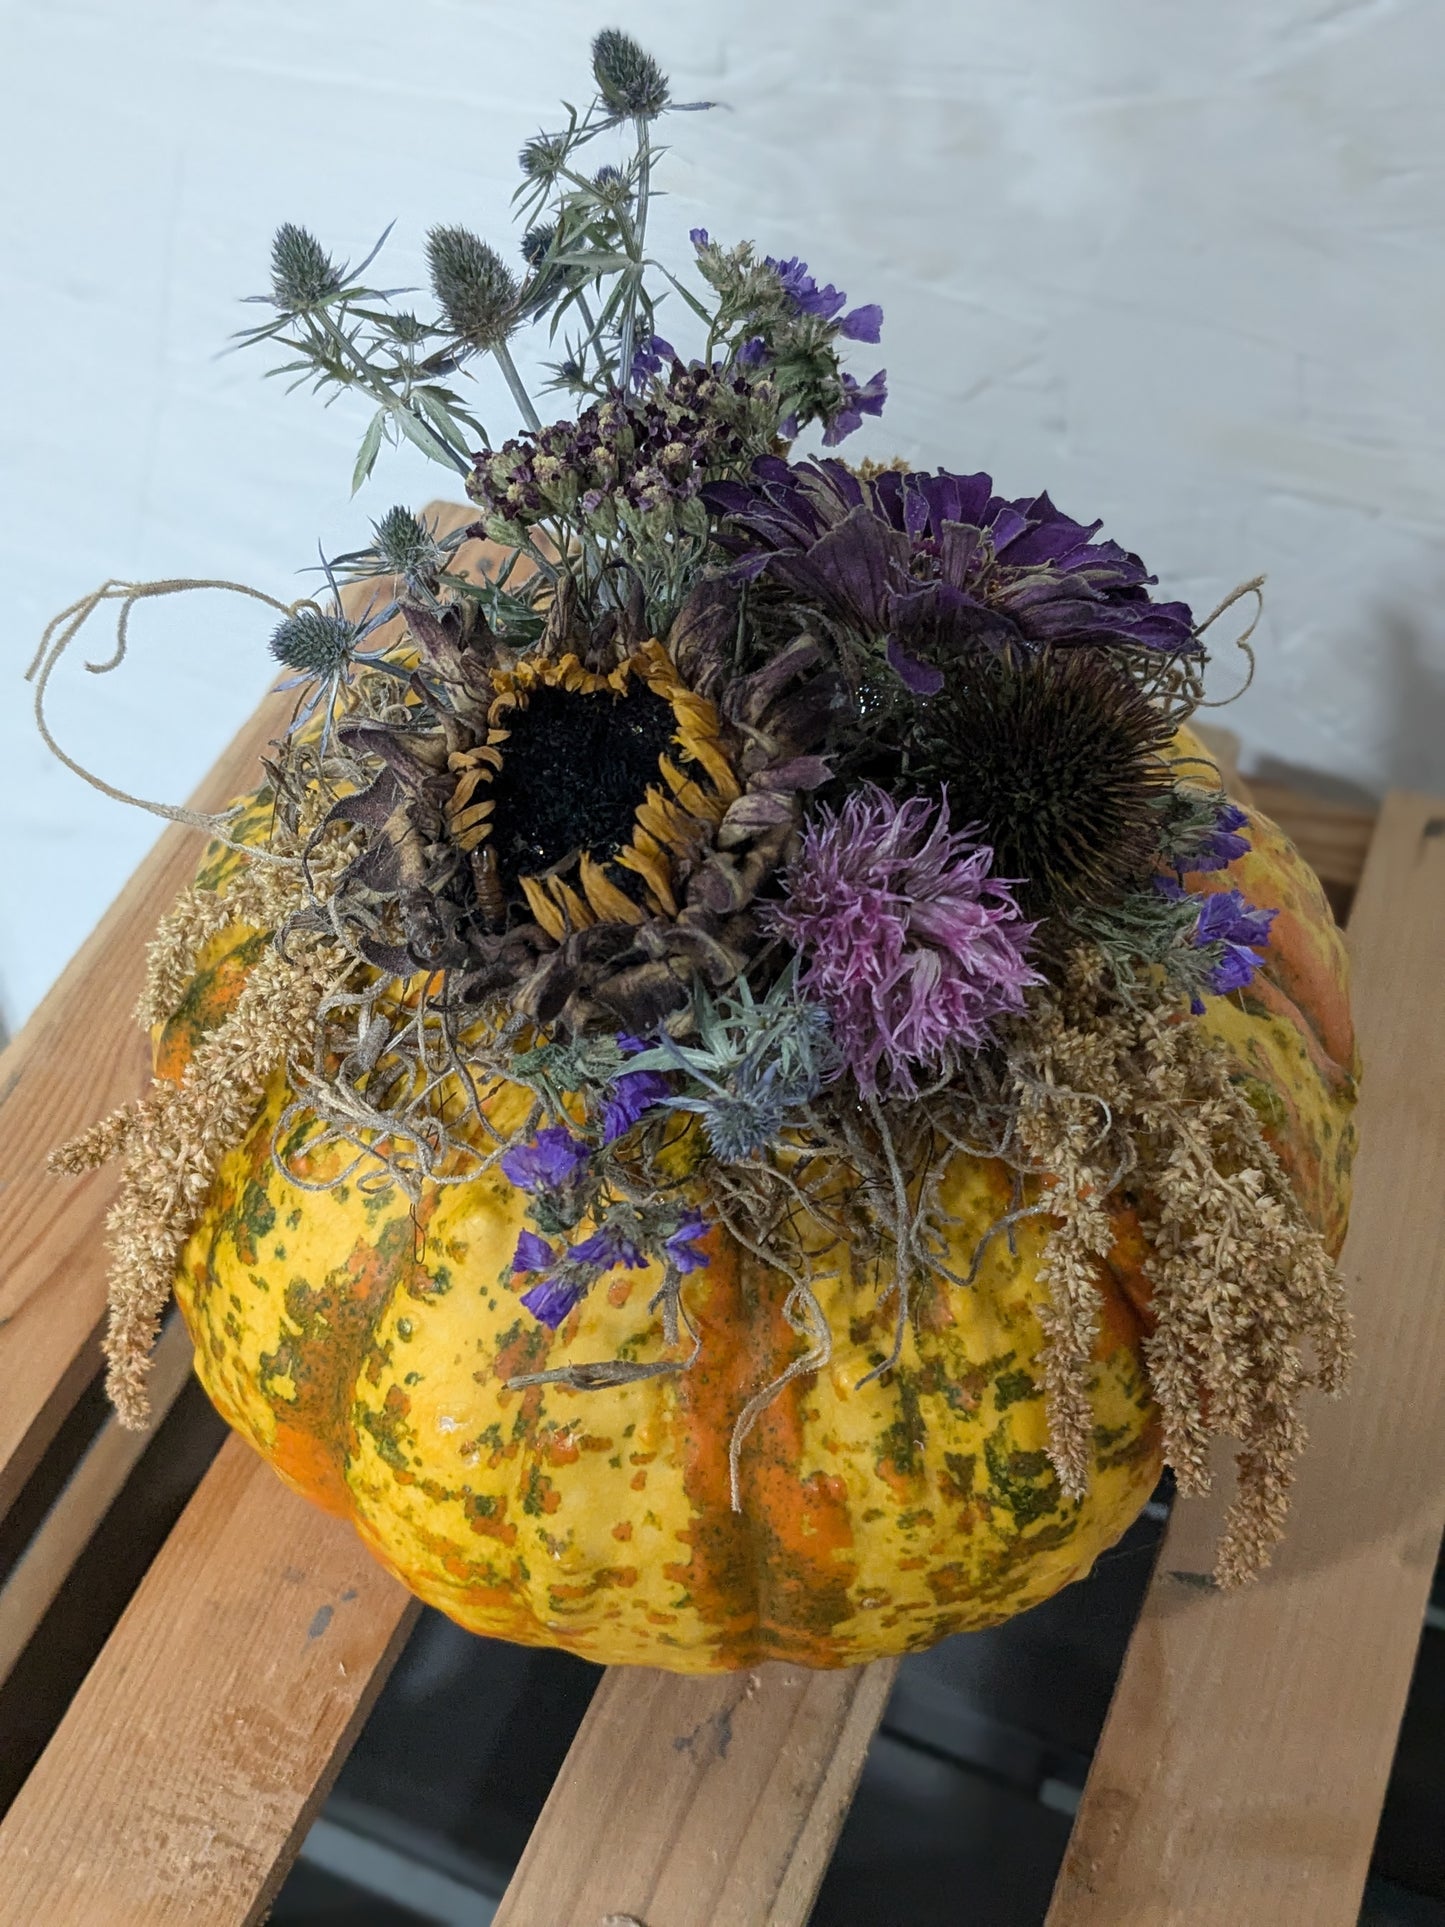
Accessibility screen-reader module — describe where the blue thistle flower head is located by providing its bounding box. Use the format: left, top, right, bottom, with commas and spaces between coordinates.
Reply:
268, 609, 362, 676
520, 222, 556, 268
591, 29, 669, 119
370, 506, 441, 583
518, 133, 569, 182
269, 223, 342, 313
426, 225, 520, 350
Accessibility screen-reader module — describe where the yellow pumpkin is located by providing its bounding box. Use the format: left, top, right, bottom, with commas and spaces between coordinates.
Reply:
160, 729, 1356, 1673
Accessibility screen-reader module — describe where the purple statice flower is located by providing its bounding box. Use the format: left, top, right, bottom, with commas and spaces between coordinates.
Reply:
1191, 800, 1251, 872
763, 253, 882, 346
520, 1275, 584, 1329
513, 1215, 649, 1329
601, 1062, 672, 1143
837, 302, 883, 343
769, 786, 1043, 1097
703, 457, 1199, 660
1195, 888, 1277, 995
1156, 876, 1276, 1011
664, 1213, 710, 1274
512, 1229, 557, 1273
500, 1126, 590, 1192
570, 1222, 649, 1271
629, 331, 676, 389
821, 368, 889, 446
766, 253, 846, 320
737, 333, 768, 368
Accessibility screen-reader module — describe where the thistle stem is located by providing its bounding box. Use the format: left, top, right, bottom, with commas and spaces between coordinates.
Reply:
494, 339, 543, 432
614, 119, 651, 390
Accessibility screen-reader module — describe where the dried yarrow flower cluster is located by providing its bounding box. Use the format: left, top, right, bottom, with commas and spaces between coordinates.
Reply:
43, 28, 1349, 1585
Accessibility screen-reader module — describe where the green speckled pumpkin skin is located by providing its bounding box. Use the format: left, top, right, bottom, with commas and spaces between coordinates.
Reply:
163, 741, 1357, 1672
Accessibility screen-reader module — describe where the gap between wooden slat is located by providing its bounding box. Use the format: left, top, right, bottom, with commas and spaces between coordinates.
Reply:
0, 1435, 419, 1927
493, 1655, 898, 1927
1048, 789, 1445, 1927
0, 1310, 196, 1692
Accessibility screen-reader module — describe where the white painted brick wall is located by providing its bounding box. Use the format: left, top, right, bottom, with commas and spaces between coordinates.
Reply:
4, 0, 1441, 1031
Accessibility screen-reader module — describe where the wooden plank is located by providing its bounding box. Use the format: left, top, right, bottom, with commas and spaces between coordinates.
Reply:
1048, 790, 1445, 1927
493, 1656, 898, 1927
0, 1434, 418, 1926
0, 502, 477, 1528
0, 1310, 195, 1691
1250, 781, 1377, 893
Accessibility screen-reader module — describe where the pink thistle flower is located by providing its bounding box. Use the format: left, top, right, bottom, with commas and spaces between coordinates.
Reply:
769, 786, 1042, 1097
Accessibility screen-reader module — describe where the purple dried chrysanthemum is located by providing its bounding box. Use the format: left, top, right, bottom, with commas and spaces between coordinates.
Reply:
704, 456, 1198, 661
769, 786, 1042, 1097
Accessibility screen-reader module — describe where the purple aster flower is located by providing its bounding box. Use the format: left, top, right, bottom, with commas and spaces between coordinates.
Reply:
704, 456, 1198, 658
512, 1229, 557, 1273
769, 786, 1043, 1098
520, 1275, 584, 1329
570, 1223, 649, 1271
1195, 888, 1277, 994
821, 368, 888, 446
601, 1065, 673, 1143
664, 1213, 711, 1274
500, 1126, 590, 1192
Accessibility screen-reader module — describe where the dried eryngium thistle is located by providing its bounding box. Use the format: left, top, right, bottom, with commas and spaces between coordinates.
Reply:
591, 28, 670, 119
426, 225, 522, 352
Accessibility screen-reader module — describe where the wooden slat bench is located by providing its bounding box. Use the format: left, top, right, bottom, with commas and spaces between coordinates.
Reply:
1, 521, 1442, 1925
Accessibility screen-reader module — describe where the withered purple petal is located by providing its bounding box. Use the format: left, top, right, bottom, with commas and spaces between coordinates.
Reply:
520, 1276, 583, 1328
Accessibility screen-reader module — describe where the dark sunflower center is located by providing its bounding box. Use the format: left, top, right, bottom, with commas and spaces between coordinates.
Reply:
485, 681, 677, 887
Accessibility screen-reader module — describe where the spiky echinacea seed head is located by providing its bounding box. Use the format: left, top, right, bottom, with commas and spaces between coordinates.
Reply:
270, 223, 342, 313
591, 28, 669, 119
268, 610, 361, 676
371, 506, 441, 582
426, 225, 520, 351
915, 647, 1176, 925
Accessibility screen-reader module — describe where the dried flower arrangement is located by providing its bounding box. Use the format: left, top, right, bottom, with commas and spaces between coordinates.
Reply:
34, 30, 1357, 1664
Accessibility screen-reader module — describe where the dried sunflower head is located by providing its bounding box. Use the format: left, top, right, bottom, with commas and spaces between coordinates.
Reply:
323, 587, 839, 1038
